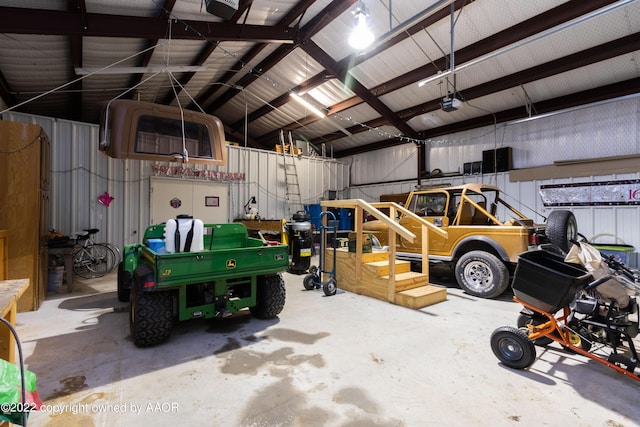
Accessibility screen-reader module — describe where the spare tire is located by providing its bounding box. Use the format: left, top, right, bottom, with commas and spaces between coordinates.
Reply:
545, 210, 578, 253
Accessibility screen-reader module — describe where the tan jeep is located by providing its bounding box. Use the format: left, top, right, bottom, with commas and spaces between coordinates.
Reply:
364, 183, 577, 298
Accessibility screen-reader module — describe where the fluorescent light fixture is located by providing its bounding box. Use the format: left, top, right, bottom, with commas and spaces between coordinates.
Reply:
290, 93, 326, 118
290, 93, 352, 136
418, 70, 452, 87
349, 1, 374, 50
75, 66, 211, 75
418, 0, 632, 88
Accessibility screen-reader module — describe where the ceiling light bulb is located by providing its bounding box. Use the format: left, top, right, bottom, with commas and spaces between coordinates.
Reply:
349, 11, 374, 50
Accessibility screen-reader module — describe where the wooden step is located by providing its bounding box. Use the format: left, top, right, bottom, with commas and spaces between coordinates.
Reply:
323, 248, 446, 309
364, 259, 411, 276
395, 285, 447, 309
381, 271, 429, 292
328, 248, 389, 263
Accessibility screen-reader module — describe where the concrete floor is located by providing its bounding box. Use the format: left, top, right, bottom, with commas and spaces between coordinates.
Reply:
15, 258, 640, 426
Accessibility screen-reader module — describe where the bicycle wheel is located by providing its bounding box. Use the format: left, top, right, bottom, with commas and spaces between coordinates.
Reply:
73, 244, 115, 279
73, 247, 92, 278
102, 243, 122, 266
99, 243, 120, 274
89, 243, 117, 277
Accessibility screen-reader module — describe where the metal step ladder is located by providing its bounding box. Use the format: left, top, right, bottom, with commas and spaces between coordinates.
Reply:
279, 130, 304, 217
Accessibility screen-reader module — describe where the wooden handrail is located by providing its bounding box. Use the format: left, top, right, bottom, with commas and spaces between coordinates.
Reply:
321, 199, 415, 241
369, 202, 448, 239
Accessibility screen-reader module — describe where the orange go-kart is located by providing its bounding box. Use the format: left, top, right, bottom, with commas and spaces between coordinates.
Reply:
491, 245, 639, 382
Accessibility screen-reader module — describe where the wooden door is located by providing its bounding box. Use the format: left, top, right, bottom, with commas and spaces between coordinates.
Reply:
150, 177, 229, 224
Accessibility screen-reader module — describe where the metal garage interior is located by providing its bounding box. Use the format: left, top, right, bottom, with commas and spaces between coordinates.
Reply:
0, 1, 639, 426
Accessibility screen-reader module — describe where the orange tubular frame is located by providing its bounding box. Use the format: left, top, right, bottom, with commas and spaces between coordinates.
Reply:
514, 296, 640, 382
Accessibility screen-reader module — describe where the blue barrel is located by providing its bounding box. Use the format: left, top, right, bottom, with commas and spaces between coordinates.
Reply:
304, 204, 322, 230
338, 208, 353, 231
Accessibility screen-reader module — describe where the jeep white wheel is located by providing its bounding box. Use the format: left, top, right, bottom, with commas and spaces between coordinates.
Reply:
455, 250, 509, 298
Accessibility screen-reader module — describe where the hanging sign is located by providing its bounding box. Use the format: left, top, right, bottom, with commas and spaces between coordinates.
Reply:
151, 164, 245, 182
539, 179, 640, 207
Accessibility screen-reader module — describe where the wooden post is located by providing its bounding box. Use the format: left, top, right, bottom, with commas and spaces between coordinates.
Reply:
0, 279, 29, 363
354, 205, 363, 280
421, 223, 429, 281
387, 205, 397, 302
387, 228, 397, 303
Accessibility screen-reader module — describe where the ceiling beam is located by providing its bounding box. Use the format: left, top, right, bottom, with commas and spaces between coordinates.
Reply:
0, 7, 294, 43
127, 0, 177, 103
159, 0, 256, 106
257, 0, 614, 148
421, 77, 640, 141
401, 33, 640, 120
67, 0, 86, 121
190, 0, 321, 110
304, 0, 627, 148
300, 39, 419, 139
319, 32, 640, 149
68, 34, 83, 121
160, 40, 218, 106
253, 0, 462, 145
0, 70, 17, 110
273, 0, 619, 148
229, 72, 330, 132
203, 0, 356, 149
334, 77, 640, 158
192, 44, 267, 109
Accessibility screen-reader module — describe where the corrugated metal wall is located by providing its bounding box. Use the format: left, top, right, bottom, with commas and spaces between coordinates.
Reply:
345, 96, 640, 267
349, 179, 640, 268
3, 95, 638, 266
347, 95, 640, 184
1, 112, 350, 251
347, 144, 419, 185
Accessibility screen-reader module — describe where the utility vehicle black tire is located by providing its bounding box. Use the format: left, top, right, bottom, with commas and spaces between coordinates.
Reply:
545, 210, 578, 253
490, 326, 537, 370
517, 313, 553, 346
322, 277, 337, 296
129, 286, 173, 347
117, 262, 132, 302
250, 274, 286, 319
303, 273, 317, 290
455, 250, 509, 298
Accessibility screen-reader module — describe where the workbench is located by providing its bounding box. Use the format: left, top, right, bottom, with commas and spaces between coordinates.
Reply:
0, 279, 29, 364
234, 219, 284, 236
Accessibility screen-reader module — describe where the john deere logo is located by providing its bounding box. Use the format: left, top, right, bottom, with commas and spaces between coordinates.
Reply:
226, 259, 236, 269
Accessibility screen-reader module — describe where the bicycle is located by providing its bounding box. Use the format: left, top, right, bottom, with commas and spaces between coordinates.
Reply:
72, 228, 118, 279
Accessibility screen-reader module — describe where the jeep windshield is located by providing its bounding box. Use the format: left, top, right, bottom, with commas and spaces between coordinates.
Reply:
409, 184, 530, 226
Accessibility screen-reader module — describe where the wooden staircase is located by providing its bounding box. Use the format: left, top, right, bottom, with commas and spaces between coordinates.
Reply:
324, 249, 447, 309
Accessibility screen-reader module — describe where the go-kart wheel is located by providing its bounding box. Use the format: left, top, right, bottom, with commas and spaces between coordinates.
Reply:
517, 313, 553, 346
490, 326, 536, 370
303, 274, 318, 290
322, 277, 337, 296
564, 324, 592, 353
